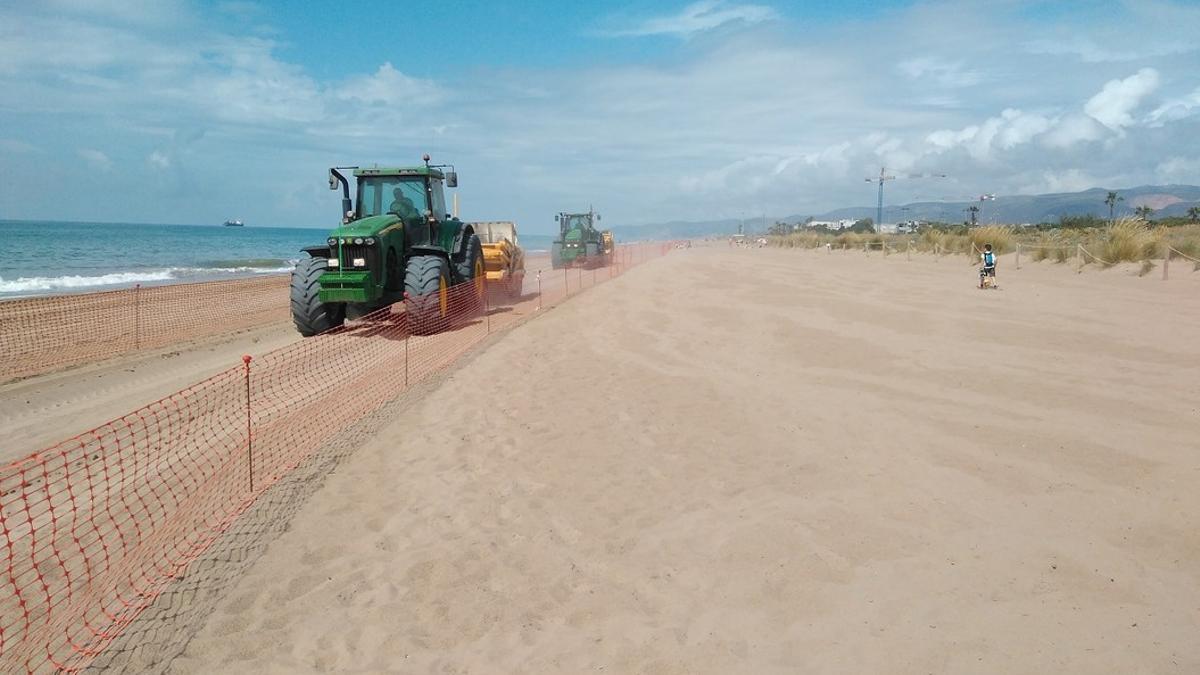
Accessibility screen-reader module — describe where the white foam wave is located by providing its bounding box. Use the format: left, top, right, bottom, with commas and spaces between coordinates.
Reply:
203, 265, 296, 274
0, 262, 297, 295
0, 271, 176, 293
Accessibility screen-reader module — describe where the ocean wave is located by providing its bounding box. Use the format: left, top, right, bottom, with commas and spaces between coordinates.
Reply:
0, 262, 298, 294
0, 270, 176, 293
199, 264, 296, 275
201, 258, 295, 269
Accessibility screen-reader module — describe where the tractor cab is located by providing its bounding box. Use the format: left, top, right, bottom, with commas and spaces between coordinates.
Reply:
338, 164, 458, 247
557, 212, 599, 238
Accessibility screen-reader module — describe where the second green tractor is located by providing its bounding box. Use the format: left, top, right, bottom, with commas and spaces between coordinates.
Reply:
551, 208, 614, 270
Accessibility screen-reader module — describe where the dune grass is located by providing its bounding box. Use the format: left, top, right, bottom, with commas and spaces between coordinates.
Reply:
768, 220, 1200, 272
1094, 218, 1161, 265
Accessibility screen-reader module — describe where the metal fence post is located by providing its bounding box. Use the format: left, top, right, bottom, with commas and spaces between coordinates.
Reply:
484, 285, 491, 333
1015, 243, 1021, 270
404, 334, 410, 387
134, 283, 142, 349
242, 355, 253, 492
1076, 244, 1083, 273
537, 270, 542, 310
1163, 247, 1170, 281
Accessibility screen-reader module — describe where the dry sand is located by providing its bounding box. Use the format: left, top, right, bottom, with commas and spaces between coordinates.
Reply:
0, 254, 553, 463
166, 247, 1199, 674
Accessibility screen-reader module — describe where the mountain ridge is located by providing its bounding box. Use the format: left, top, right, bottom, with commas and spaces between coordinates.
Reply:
611, 184, 1200, 239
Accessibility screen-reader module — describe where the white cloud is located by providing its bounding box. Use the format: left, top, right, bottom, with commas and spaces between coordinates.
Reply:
335, 62, 441, 106
0, 139, 39, 154
1040, 114, 1107, 148
601, 1, 777, 38
926, 109, 1052, 159
1021, 169, 1100, 194
1024, 36, 1191, 64
43, 0, 195, 27
148, 151, 171, 169
1083, 68, 1160, 131
897, 57, 981, 88
1155, 156, 1200, 183
78, 148, 113, 171
1147, 86, 1200, 126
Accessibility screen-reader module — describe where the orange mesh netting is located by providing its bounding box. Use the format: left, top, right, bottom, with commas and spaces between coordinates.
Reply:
0, 243, 672, 672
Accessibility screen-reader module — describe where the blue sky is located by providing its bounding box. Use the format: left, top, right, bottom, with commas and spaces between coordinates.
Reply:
1, 0, 1199, 232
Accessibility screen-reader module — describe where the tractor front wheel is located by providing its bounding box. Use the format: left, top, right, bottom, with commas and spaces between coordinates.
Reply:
290, 256, 345, 337
405, 255, 451, 335
551, 243, 564, 270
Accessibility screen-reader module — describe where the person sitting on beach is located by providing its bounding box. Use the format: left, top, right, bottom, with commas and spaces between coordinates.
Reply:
388, 189, 420, 221
979, 243, 997, 288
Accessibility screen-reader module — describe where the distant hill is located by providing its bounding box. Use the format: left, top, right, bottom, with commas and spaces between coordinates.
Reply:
612, 185, 1200, 239
807, 184, 1200, 225
607, 218, 748, 241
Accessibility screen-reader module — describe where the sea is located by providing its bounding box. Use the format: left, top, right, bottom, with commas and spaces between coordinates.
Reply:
0, 220, 554, 299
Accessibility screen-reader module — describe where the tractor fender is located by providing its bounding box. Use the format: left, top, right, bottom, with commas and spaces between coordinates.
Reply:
407, 245, 452, 261
451, 224, 476, 262
301, 245, 330, 258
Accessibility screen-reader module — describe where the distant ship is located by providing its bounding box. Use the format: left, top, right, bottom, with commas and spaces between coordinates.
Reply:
223, 220, 244, 227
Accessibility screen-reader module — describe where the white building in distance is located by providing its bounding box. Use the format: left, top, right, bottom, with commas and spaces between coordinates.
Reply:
799, 219, 858, 231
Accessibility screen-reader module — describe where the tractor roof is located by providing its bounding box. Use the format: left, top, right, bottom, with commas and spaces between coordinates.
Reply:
354, 166, 444, 179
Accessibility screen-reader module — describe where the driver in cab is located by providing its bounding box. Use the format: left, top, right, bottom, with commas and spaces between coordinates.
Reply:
388, 188, 421, 224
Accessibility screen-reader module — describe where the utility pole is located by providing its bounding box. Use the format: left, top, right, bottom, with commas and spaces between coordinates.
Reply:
972, 193, 995, 226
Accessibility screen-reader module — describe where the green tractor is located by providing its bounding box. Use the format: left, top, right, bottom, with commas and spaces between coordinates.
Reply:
291, 156, 486, 337
551, 208, 614, 269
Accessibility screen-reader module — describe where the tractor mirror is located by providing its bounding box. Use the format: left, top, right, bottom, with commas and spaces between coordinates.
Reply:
554, 214, 560, 222
328, 171, 338, 191
446, 171, 458, 188
596, 214, 601, 221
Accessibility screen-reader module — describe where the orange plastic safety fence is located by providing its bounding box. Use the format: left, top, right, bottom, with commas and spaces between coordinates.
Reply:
0, 242, 670, 672
0, 276, 290, 382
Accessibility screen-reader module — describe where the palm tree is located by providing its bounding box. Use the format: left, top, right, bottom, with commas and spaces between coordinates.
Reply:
1188, 206, 1200, 223
966, 205, 980, 226
1135, 205, 1155, 221
1105, 191, 1123, 222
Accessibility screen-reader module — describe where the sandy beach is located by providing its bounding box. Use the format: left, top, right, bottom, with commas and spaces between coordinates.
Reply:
158, 247, 1199, 674
0, 254, 554, 463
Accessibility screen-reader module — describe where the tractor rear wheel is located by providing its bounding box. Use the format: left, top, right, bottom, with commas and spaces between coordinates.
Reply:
290, 256, 345, 337
551, 243, 564, 269
453, 233, 486, 312
405, 255, 451, 335
585, 242, 600, 265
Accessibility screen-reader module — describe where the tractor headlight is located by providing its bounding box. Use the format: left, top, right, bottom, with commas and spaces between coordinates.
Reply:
365, 237, 376, 245
340, 238, 348, 245
354, 237, 364, 245
327, 237, 337, 246
352, 257, 366, 267
327, 259, 338, 267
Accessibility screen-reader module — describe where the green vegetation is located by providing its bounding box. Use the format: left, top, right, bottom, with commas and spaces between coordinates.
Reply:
769, 218, 1200, 270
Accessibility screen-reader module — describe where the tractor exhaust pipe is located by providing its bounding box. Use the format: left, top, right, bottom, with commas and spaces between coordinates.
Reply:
329, 168, 352, 222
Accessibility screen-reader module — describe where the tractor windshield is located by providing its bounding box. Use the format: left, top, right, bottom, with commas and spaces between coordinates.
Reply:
357, 176, 429, 220
564, 215, 591, 230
